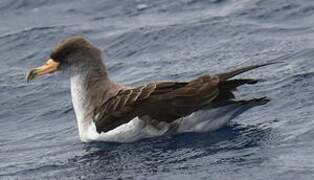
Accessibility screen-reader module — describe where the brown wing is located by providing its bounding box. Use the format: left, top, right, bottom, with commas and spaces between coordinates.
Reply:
93, 62, 277, 133
93, 75, 220, 133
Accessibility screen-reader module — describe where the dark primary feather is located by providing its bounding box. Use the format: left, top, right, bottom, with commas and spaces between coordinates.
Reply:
216, 62, 279, 80
93, 63, 275, 133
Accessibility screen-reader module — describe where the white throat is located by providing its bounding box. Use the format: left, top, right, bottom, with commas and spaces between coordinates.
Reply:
70, 75, 92, 140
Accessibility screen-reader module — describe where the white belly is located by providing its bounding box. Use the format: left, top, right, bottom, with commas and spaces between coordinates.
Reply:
81, 117, 167, 143
81, 103, 250, 143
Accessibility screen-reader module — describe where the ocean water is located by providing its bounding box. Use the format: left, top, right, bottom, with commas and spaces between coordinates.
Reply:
1, 0, 314, 179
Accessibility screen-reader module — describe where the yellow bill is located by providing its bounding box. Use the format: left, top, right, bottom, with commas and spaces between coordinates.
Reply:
26, 59, 59, 82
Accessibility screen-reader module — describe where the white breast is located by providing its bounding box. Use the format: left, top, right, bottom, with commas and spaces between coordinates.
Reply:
70, 75, 168, 143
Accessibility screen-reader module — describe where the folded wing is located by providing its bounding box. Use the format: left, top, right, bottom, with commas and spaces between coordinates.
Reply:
93, 75, 220, 133
93, 62, 277, 133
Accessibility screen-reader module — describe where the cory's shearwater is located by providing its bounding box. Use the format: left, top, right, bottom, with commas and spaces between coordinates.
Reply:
26, 36, 276, 143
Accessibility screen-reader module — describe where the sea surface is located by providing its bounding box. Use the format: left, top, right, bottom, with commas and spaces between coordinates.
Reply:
1, 0, 314, 179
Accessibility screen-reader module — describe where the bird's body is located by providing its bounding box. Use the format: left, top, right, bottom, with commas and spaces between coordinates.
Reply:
71, 72, 255, 142
71, 72, 257, 142
68, 59, 270, 143
26, 36, 275, 143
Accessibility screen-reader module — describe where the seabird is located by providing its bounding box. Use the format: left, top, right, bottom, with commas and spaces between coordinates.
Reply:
26, 36, 275, 143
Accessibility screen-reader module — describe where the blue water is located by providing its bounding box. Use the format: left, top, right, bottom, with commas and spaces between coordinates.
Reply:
1, 0, 314, 179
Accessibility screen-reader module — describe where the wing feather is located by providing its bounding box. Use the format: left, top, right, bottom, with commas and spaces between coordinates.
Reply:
93, 75, 220, 133
92, 63, 278, 133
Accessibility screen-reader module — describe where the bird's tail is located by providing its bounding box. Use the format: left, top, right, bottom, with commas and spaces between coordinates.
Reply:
212, 62, 281, 103
216, 62, 280, 81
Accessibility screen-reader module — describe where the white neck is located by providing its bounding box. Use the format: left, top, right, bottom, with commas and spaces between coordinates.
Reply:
70, 72, 122, 141
70, 75, 92, 140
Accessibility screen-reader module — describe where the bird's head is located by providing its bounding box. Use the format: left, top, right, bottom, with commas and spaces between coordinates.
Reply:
26, 36, 104, 82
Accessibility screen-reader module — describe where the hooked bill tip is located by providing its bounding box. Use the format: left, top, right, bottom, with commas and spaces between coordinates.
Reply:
26, 70, 37, 83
